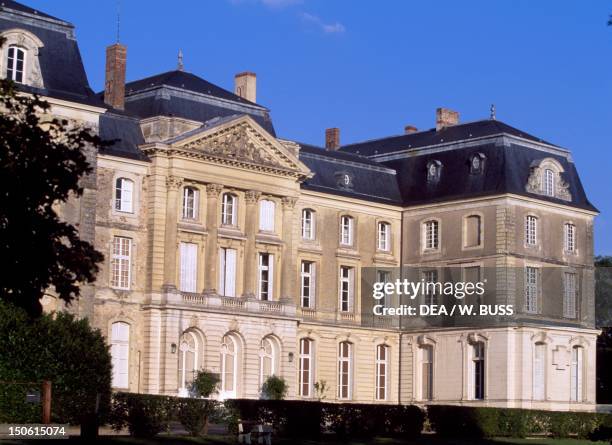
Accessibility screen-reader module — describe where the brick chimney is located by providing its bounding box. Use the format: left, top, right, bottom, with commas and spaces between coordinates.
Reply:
404, 125, 418, 134
436, 107, 459, 131
104, 43, 127, 110
234, 72, 257, 103
325, 127, 340, 150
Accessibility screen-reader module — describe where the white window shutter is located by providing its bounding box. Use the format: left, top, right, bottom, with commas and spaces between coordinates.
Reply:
268, 254, 274, 300
218, 248, 226, 296
179, 243, 197, 292
111, 322, 130, 388
534, 344, 545, 400
259, 200, 275, 231
348, 267, 354, 311
226, 249, 236, 297
122, 179, 133, 212
576, 348, 583, 400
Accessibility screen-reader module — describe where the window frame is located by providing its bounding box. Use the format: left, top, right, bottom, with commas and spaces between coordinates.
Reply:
564, 222, 576, 253
300, 260, 315, 309
421, 345, 434, 401
110, 321, 130, 389
221, 193, 237, 226
423, 219, 440, 251
339, 266, 354, 312
337, 341, 353, 400
299, 338, 313, 397
563, 271, 577, 319
301, 209, 315, 240
114, 177, 134, 213
533, 342, 546, 401
472, 342, 485, 400
182, 186, 199, 220
6, 45, 26, 84
377, 221, 391, 252
463, 214, 483, 249
525, 215, 538, 247
544, 168, 555, 197
258, 252, 273, 301
340, 215, 354, 246
179, 242, 198, 293
570, 346, 584, 402
525, 266, 539, 314
110, 236, 132, 290
259, 199, 276, 232
375, 344, 389, 401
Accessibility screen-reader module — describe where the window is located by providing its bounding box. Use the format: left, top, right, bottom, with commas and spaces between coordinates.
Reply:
570, 346, 584, 402
564, 272, 577, 319
525, 216, 538, 246
179, 242, 198, 293
260, 337, 276, 384
375, 345, 388, 401
377, 222, 390, 251
564, 223, 576, 252
339, 266, 354, 312
544, 169, 555, 197
299, 338, 313, 397
533, 343, 546, 401
422, 346, 434, 401
178, 331, 199, 394
340, 215, 354, 246
465, 215, 482, 248
300, 261, 315, 308
258, 253, 273, 301
427, 160, 442, 183
473, 342, 485, 400
525, 266, 539, 313
470, 153, 485, 175
182, 187, 199, 219
338, 342, 352, 400
115, 178, 134, 213
6, 46, 25, 83
221, 193, 237, 226
111, 236, 131, 290
111, 322, 130, 388
220, 335, 237, 398
218, 248, 237, 297
424, 220, 439, 250
423, 270, 439, 305
377, 270, 392, 308
259, 199, 275, 231
301, 209, 315, 240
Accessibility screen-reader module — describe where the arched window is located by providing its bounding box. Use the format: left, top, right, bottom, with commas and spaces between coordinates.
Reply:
178, 330, 200, 396
220, 335, 238, 398
543, 169, 555, 197
337, 341, 352, 400
472, 342, 485, 400
525, 215, 538, 246
301, 209, 315, 240
259, 337, 277, 384
421, 345, 434, 401
221, 193, 237, 226
111, 322, 130, 389
182, 187, 199, 219
427, 160, 442, 183
377, 222, 390, 251
6, 46, 25, 83
299, 338, 313, 397
259, 199, 275, 231
533, 343, 546, 401
464, 215, 482, 248
340, 215, 354, 246
570, 346, 584, 402
423, 220, 439, 250
375, 344, 388, 401
115, 178, 134, 213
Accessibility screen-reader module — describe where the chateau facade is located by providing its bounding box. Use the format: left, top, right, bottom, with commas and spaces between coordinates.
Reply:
0, 1, 599, 411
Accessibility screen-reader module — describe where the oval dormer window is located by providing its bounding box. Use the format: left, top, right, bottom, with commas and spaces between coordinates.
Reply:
426, 160, 442, 183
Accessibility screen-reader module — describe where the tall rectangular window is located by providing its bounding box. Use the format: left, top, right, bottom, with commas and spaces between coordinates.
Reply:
424, 220, 439, 250
258, 253, 273, 301
544, 169, 555, 197
301, 209, 315, 240
564, 223, 576, 252
375, 344, 388, 401
111, 236, 131, 290
219, 248, 236, 297
570, 346, 584, 402
340, 216, 353, 246
179, 242, 198, 292
221, 193, 237, 225
422, 346, 434, 401
111, 322, 130, 388
423, 270, 439, 305
182, 187, 198, 219
7, 46, 25, 83
525, 266, 538, 313
299, 338, 313, 397
534, 343, 546, 401
465, 215, 482, 247
377, 222, 390, 251
259, 199, 275, 231
338, 342, 352, 400
473, 342, 485, 400
563, 272, 577, 319
115, 178, 134, 213
339, 266, 354, 312
525, 216, 538, 246
377, 270, 391, 308
301, 261, 315, 308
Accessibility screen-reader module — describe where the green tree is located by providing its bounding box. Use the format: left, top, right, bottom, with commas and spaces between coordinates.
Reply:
177, 370, 220, 436
261, 375, 288, 400
0, 64, 103, 317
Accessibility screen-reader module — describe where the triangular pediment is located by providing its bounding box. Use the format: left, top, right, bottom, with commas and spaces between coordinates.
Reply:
167, 115, 312, 180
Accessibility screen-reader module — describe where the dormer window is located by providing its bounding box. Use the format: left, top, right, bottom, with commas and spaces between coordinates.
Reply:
7, 46, 25, 83
544, 169, 555, 197
470, 153, 486, 175
526, 158, 572, 201
335, 171, 353, 189
426, 160, 442, 183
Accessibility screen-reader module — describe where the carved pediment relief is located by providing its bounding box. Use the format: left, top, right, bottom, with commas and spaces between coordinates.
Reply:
525, 158, 572, 202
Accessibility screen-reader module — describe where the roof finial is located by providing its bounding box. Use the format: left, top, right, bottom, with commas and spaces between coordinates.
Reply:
177, 49, 184, 71
490, 103, 496, 120
116, 0, 121, 43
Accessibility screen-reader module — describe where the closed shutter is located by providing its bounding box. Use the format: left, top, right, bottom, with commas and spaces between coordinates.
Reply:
259, 200, 275, 231
534, 344, 545, 400
121, 179, 133, 212
226, 249, 236, 297
268, 254, 274, 300
179, 243, 197, 292
111, 322, 130, 388
348, 267, 354, 311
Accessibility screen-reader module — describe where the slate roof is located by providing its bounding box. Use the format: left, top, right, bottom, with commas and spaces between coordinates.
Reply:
298, 143, 402, 204
99, 112, 148, 162
0, 2, 101, 106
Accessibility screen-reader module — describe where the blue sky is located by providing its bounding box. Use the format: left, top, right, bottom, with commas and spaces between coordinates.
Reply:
26, 0, 612, 254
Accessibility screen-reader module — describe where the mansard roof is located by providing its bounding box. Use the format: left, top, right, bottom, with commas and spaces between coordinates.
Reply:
0, 1, 100, 106
99, 112, 148, 162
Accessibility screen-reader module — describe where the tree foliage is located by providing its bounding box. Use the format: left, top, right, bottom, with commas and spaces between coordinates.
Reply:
261, 375, 288, 400
0, 72, 103, 316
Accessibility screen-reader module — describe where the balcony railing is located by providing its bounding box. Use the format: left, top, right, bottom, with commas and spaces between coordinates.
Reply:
175, 291, 296, 317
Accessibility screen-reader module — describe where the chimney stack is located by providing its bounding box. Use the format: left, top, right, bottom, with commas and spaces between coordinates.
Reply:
234, 72, 257, 103
436, 107, 459, 131
325, 128, 340, 150
104, 43, 127, 110
404, 125, 418, 134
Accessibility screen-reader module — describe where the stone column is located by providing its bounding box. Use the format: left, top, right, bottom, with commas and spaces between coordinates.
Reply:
242, 190, 261, 298
281, 196, 297, 301
163, 176, 182, 290
204, 183, 223, 293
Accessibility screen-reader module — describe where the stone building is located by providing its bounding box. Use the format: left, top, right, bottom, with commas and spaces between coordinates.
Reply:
0, 1, 599, 410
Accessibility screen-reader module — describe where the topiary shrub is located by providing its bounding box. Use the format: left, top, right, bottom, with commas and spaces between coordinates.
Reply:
177, 399, 218, 437
190, 370, 220, 398
0, 302, 111, 426
260, 375, 288, 400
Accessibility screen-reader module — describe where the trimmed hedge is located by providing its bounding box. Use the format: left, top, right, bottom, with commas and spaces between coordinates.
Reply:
225, 399, 424, 439
427, 405, 612, 439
